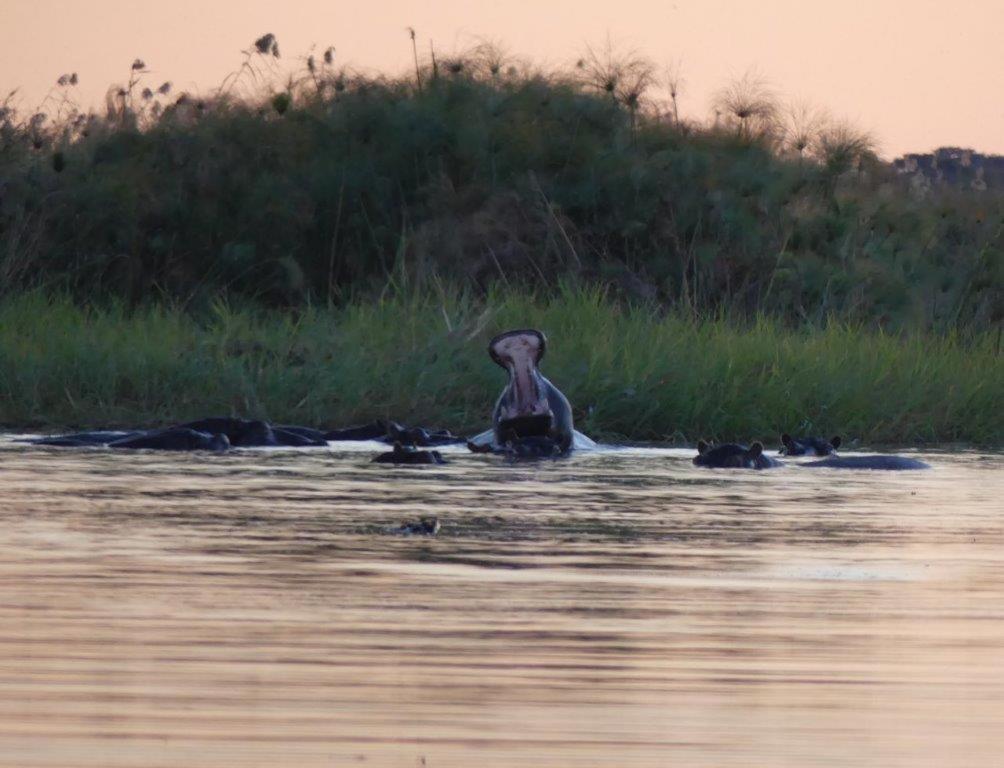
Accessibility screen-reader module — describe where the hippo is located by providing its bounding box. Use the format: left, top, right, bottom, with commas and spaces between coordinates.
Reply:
324, 420, 465, 447
31, 430, 139, 447
27, 418, 316, 450
24, 417, 462, 452
386, 422, 466, 447
467, 328, 594, 455
176, 418, 279, 447
372, 442, 446, 465
693, 440, 929, 470
109, 428, 230, 452
780, 434, 842, 456
273, 425, 331, 446
780, 433, 928, 468
801, 455, 930, 470
325, 421, 391, 441
179, 418, 330, 447
26, 421, 290, 450
693, 440, 782, 469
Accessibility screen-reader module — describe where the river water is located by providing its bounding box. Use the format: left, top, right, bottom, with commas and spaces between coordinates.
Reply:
0, 437, 1002, 767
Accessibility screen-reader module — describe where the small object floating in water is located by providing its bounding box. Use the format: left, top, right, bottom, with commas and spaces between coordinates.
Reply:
394, 516, 441, 536
371, 442, 446, 465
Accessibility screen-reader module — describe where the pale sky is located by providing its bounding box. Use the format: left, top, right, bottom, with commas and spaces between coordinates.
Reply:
3, 0, 1003, 158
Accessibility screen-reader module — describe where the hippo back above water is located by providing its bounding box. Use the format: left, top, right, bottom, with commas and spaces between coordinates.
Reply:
780, 434, 842, 456
693, 440, 782, 469
464, 328, 581, 455
801, 455, 930, 470
110, 428, 230, 452
693, 438, 930, 470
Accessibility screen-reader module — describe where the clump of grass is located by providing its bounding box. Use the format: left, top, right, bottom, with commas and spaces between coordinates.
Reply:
816, 119, 877, 174
781, 100, 826, 159
713, 69, 780, 141
0, 289, 999, 445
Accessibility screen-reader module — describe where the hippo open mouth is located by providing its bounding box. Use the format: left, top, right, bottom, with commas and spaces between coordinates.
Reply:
489, 329, 553, 438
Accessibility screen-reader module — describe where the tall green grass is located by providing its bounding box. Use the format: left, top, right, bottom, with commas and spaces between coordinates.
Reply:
1, 289, 999, 445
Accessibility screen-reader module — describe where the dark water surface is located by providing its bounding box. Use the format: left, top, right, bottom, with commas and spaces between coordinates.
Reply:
1, 437, 1002, 767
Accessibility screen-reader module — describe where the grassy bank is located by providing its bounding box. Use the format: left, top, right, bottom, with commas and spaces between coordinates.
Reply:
1, 290, 1000, 445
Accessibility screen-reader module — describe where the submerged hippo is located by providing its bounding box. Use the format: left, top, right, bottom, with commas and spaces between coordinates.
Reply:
25, 417, 463, 452
693, 441, 782, 469
31, 430, 139, 447
802, 455, 930, 470
324, 420, 464, 446
325, 421, 390, 441
386, 423, 465, 447
177, 418, 328, 447
392, 516, 441, 536
467, 329, 594, 455
502, 435, 566, 459
466, 434, 566, 459
26, 418, 324, 450
110, 428, 230, 452
780, 434, 842, 456
372, 442, 446, 465
694, 439, 929, 470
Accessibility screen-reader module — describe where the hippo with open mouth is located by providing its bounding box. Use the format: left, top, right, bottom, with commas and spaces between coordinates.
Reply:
467, 329, 586, 456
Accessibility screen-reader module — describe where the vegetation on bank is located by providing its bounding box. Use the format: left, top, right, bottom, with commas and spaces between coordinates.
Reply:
1, 291, 1000, 445
2, 36, 998, 444
1, 35, 1000, 331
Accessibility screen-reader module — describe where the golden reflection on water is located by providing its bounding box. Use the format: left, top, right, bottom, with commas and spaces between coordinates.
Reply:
0, 439, 1002, 767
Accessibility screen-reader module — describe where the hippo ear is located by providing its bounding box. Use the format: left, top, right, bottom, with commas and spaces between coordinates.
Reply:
830, 435, 842, 449
488, 342, 502, 366
748, 442, 764, 458
697, 440, 709, 454
781, 433, 794, 448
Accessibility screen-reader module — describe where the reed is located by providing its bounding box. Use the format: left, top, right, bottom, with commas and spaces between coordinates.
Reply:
1, 289, 999, 445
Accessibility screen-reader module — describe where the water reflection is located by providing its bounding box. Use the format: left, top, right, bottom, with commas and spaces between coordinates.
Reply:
0, 438, 1002, 766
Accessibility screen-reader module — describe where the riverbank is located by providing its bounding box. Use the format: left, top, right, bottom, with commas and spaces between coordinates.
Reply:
3, 45, 1001, 331
1, 290, 999, 445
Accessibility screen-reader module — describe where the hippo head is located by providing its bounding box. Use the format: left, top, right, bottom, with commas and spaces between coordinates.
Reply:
780, 434, 842, 456
693, 440, 766, 468
490, 328, 553, 439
